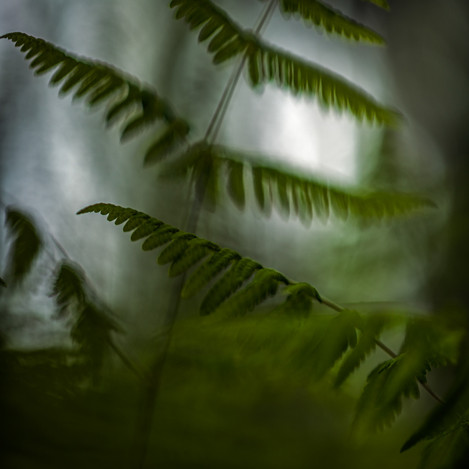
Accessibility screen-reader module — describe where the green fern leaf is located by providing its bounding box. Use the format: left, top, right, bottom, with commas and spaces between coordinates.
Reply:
227, 159, 245, 209
354, 354, 423, 432
181, 248, 241, 299
305, 309, 360, 380
168, 239, 216, 277
51, 261, 87, 317
334, 314, 390, 387
2, 32, 189, 147
5, 208, 43, 284
80, 204, 331, 318
141, 226, 179, 251
199, 257, 263, 316
171, 1, 395, 123
170, 0, 248, 65
279, 0, 385, 44
157, 232, 196, 265
361, 0, 390, 10
245, 40, 399, 124
281, 282, 322, 315
184, 144, 435, 222
217, 268, 289, 316
144, 119, 190, 166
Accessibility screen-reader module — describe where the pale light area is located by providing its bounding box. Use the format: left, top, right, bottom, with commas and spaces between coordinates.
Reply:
262, 94, 359, 184
225, 83, 360, 186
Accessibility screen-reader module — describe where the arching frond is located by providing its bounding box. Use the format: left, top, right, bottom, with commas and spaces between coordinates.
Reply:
170, 1, 397, 124
160, 142, 435, 224
1, 32, 190, 145
51, 261, 87, 317
77, 203, 321, 316
279, 0, 385, 44
334, 314, 390, 387
245, 40, 399, 124
5, 208, 42, 284
361, 0, 390, 10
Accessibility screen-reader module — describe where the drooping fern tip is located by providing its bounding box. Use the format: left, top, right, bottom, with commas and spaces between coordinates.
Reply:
1, 32, 190, 147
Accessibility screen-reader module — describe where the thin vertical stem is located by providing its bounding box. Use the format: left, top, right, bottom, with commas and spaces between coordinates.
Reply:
205, 0, 277, 143
131, 3, 279, 468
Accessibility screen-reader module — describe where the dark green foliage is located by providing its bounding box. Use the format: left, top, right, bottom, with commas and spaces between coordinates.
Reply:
334, 314, 390, 387
77, 203, 323, 317
295, 309, 360, 380
51, 261, 87, 317
160, 142, 435, 223
1, 32, 190, 150
0, 277, 6, 288
4, 208, 42, 284
50, 260, 121, 381
4, 2, 465, 466
361, 0, 390, 10
279, 0, 385, 44
354, 356, 421, 432
170, 0, 398, 124
354, 317, 463, 434
181, 248, 241, 299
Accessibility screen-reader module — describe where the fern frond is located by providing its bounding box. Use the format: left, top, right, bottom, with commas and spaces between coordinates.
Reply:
5, 208, 43, 284
170, 0, 248, 65
216, 268, 288, 317
50, 258, 121, 382
301, 309, 360, 380
334, 314, 390, 387
162, 143, 435, 223
354, 354, 424, 432
279, 0, 385, 44
2, 32, 190, 145
181, 248, 241, 299
415, 415, 469, 469
280, 282, 322, 316
361, 0, 390, 10
78, 203, 326, 317
170, 1, 397, 123
245, 40, 399, 124
51, 261, 87, 317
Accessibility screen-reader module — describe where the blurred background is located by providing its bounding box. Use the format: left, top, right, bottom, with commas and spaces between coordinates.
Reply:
0, 0, 468, 468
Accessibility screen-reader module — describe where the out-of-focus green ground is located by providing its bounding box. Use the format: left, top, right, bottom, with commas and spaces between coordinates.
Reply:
1, 313, 424, 469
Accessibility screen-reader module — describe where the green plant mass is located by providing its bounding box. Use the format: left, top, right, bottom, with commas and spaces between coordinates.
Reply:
1, 1, 468, 468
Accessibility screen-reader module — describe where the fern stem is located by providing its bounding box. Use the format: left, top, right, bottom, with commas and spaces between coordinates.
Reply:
204, 0, 278, 143
107, 337, 146, 382
320, 295, 445, 405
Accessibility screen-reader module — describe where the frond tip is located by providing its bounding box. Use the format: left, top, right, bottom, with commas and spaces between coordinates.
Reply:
279, 0, 385, 44
77, 203, 323, 316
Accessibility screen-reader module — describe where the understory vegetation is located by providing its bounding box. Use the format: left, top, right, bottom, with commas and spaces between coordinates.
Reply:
1, 1, 468, 468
